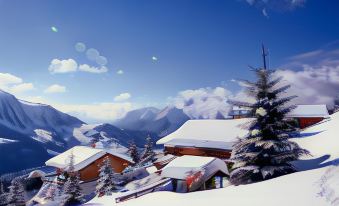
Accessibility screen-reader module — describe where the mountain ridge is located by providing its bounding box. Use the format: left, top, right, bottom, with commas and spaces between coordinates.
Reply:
0, 91, 155, 174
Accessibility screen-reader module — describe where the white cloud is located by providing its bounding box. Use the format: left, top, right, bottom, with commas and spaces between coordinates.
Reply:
242, 0, 306, 15
117, 69, 124, 75
0, 72, 34, 94
79, 64, 108, 74
276, 44, 339, 107
48, 59, 78, 74
56, 102, 132, 122
0, 73, 22, 86
173, 87, 234, 119
284, 48, 339, 69
10, 83, 34, 93
114, 93, 131, 102
275, 65, 339, 107
44, 84, 67, 93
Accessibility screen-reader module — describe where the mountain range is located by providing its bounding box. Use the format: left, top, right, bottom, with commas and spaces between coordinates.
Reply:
0, 90, 231, 175
0, 91, 155, 174
113, 104, 230, 138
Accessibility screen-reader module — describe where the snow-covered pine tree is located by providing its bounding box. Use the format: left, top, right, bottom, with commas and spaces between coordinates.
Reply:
141, 135, 155, 162
96, 156, 117, 197
0, 180, 8, 206
0, 180, 4, 194
0, 193, 7, 206
128, 141, 140, 165
230, 61, 309, 185
63, 152, 84, 205
334, 95, 339, 112
7, 177, 25, 206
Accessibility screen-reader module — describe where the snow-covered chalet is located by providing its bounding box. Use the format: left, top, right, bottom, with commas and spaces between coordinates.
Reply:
45, 146, 133, 181
156, 119, 249, 159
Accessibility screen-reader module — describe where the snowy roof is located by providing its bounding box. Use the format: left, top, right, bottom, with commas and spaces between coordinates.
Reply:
45, 146, 133, 171
156, 119, 250, 148
164, 139, 235, 150
161, 155, 229, 180
286, 105, 329, 118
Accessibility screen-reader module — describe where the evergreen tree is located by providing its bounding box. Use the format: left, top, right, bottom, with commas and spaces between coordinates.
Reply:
230, 66, 309, 185
128, 141, 140, 165
0, 193, 7, 206
0, 180, 8, 206
141, 135, 155, 162
96, 157, 117, 197
63, 152, 84, 205
0, 179, 4, 194
334, 95, 339, 112
7, 177, 25, 206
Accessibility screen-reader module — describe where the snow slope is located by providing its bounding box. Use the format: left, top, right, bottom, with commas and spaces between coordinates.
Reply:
87, 112, 339, 206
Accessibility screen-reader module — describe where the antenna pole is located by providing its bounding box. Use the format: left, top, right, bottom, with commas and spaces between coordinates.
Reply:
262, 44, 268, 70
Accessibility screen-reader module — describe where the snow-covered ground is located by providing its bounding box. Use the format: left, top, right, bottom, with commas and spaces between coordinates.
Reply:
87, 112, 339, 206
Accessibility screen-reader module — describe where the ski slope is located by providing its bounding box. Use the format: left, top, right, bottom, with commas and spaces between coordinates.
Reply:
87, 112, 339, 206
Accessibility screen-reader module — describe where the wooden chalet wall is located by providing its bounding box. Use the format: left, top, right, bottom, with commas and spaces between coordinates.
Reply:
164, 146, 231, 159
79, 154, 130, 181
297, 117, 324, 129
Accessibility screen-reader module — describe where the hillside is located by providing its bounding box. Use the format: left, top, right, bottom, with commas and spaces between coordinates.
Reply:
88, 112, 339, 206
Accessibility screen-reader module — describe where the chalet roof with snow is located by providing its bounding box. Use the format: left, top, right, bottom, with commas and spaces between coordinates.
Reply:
156, 119, 250, 150
161, 155, 229, 180
45, 146, 133, 171
286, 104, 329, 118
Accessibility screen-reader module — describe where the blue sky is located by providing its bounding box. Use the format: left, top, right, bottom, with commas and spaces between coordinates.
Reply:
0, 0, 338, 122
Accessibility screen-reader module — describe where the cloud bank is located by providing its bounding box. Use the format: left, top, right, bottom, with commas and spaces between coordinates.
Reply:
173, 87, 234, 119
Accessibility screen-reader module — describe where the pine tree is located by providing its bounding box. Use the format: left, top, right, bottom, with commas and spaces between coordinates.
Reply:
7, 177, 25, 206
0, 180, 4, 194
128, 141, 140, 165
230, 61, 309, 185
96, 157, 117, 197
63, 152, 84, 205
334, 95, 339, 112
0, 180, 8, 206
141, 135, 155, 162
